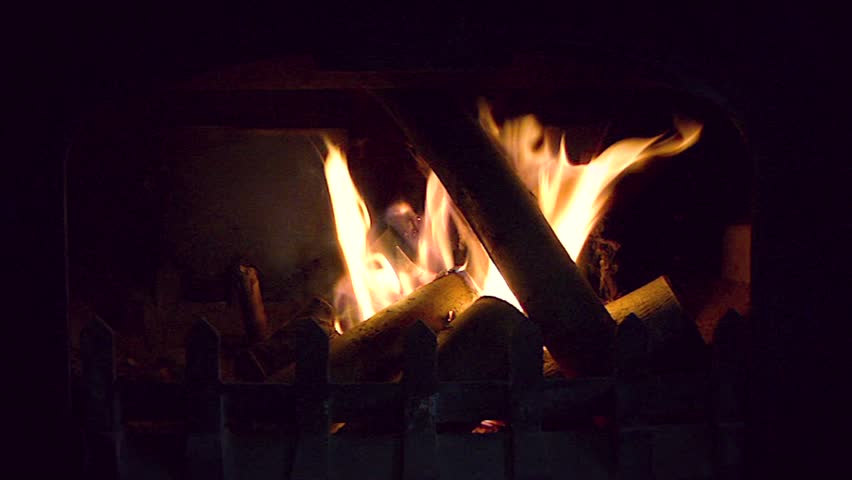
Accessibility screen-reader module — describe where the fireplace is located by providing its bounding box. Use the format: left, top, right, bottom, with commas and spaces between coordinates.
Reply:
25, 6, 840, 480
59, 52, 754, 479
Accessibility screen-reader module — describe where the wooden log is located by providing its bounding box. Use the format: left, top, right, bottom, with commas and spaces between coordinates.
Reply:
234, 297, 336, 381
329, 271, 478, 383
377, 91, 615, 377
605, 275, 708, 374
436, 296, 528, 381
230, 263, 269, 344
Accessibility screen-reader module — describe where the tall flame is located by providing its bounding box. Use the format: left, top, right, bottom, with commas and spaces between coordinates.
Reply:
323, 105, 702, 328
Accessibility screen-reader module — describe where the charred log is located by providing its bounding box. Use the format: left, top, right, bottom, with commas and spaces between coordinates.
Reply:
378, 91, 615, 377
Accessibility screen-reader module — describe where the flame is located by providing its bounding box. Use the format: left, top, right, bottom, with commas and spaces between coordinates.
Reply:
471, 104, 703, 307
323, 142, 420, 332
322, 105, 702, 328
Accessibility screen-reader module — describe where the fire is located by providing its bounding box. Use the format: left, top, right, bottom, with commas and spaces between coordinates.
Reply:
323, 104, 702, 329
323, 143, 425, 332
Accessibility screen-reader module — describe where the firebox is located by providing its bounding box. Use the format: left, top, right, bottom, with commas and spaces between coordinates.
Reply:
62, 52, 753, 480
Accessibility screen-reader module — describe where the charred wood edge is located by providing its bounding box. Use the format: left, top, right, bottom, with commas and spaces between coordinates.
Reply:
329, 271, 479, 383
289, 318, 331, 480
402, 320, 438, 480
436, 296, 526, 382
81, 315, 125, 480
231, 263, 269, 345
235, 298, 336, 382
185, 317, 224, 480
711, 309, 747, 478
375, 90, 615, 377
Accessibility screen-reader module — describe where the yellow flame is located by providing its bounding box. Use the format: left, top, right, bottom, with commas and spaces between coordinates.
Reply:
323, 141, 423, 331
470, 104, 703, 307
322, 105, 702, 328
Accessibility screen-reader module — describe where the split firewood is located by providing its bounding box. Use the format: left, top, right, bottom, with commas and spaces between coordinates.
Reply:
329, 271, 479, 383
230, 263, 270, 344
378, 91, 615, 377
437, 296, 529, 381
234, 297, 336, 381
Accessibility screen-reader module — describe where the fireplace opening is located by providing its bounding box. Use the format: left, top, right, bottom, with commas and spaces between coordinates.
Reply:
67, 58, 751, 479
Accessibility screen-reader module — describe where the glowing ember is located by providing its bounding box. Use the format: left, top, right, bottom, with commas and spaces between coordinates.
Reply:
323, 104, 702, 330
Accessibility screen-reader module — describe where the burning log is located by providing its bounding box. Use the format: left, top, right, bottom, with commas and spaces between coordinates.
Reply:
378, 91, 615, 376
329, 271, 478, 383
605, 275, 708, 374
234, 298, 335, 381
230, 263, 269, 344
436, 296, 529, 381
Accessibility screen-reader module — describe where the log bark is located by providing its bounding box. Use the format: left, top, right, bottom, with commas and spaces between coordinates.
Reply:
329, 271, 478, 383
436, 296, 529, 381
378, 91, 615, 377
230, 264, 269, 344
234, 297, 335, 381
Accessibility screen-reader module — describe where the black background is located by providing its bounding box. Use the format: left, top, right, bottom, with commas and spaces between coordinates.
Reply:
10, 3, 847, 478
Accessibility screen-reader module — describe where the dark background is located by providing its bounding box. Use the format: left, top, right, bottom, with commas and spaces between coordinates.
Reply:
11, 3, 847, 478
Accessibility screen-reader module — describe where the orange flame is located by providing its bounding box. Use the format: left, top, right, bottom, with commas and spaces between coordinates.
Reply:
323, 104, 702, 328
